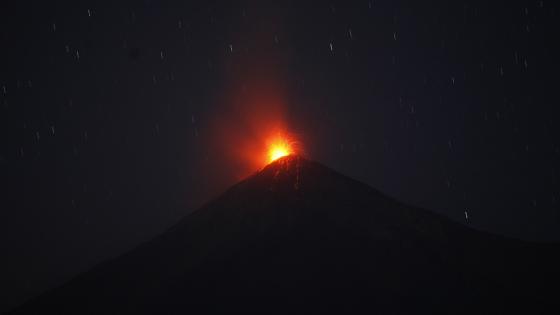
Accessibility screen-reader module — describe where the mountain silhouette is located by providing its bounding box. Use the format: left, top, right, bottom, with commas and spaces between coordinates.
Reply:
11, 155, 560, 314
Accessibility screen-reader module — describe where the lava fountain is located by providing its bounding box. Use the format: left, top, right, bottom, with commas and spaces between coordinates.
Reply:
267, 134, 295, 163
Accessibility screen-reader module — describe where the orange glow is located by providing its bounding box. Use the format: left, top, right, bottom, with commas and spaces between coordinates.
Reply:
267, 136, 293, 163
194, 22, 304, 182
184, 16, 307, 206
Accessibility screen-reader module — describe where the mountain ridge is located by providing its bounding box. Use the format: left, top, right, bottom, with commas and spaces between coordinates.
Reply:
11, 155, 560, 314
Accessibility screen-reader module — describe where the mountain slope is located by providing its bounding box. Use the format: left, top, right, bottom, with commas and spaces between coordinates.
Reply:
12, 155, 560, 314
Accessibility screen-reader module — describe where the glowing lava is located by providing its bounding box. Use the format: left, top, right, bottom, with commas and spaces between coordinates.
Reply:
267, 136, 294, 163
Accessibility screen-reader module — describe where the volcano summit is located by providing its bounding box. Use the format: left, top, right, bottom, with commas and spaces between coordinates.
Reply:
12, 156, 559, 314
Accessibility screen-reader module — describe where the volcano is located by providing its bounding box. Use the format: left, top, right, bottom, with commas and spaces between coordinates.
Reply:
12, 156, 559, 314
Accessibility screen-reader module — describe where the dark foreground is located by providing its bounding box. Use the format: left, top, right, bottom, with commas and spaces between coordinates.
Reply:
11, 156, 560, 314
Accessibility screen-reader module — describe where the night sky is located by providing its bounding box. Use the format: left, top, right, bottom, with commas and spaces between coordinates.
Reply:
2, 0, 559, 311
